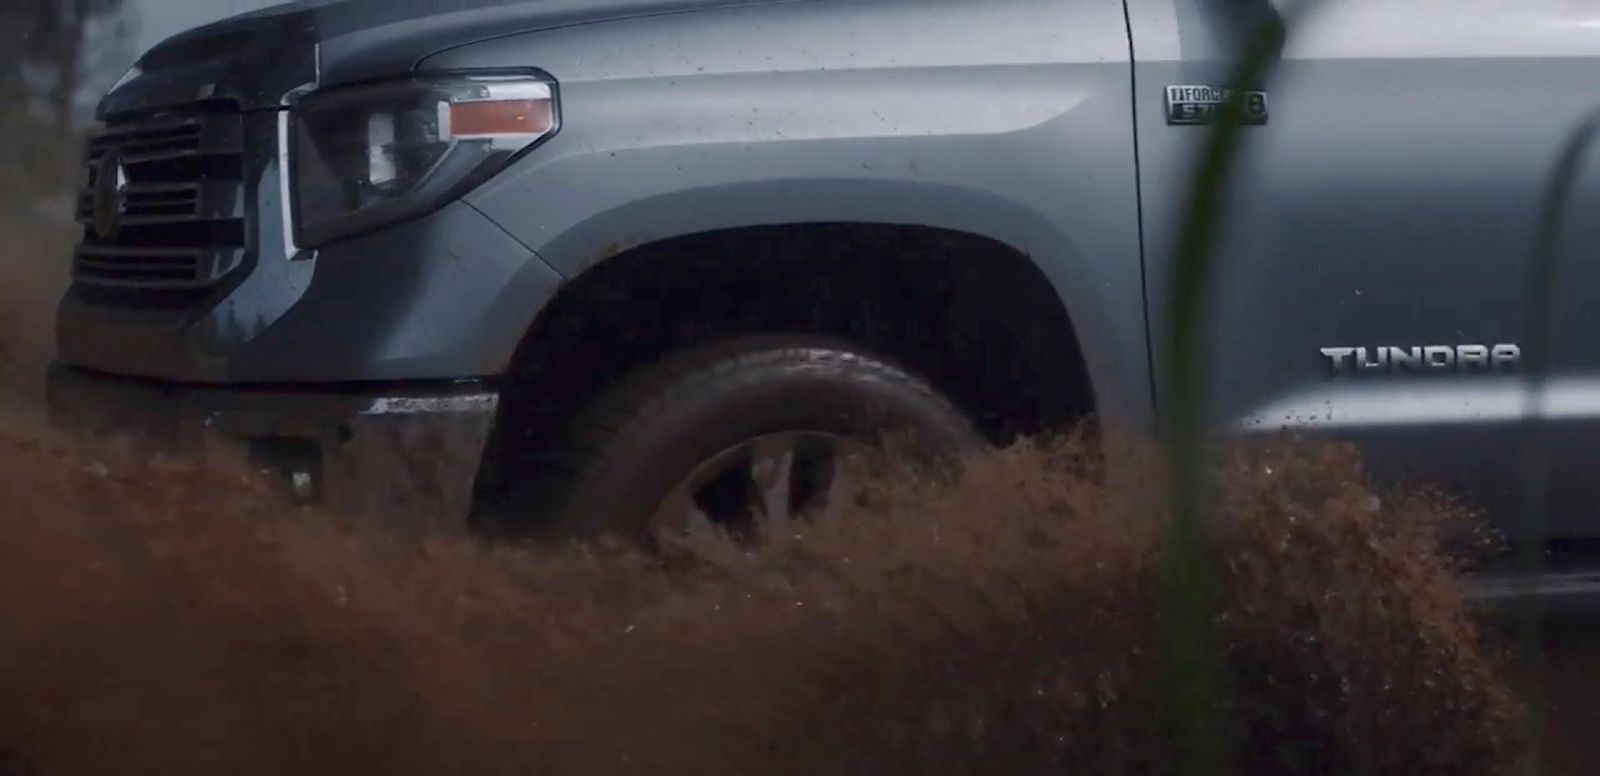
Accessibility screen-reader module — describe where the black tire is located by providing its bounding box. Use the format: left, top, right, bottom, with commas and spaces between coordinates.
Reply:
527, 335, 986, 545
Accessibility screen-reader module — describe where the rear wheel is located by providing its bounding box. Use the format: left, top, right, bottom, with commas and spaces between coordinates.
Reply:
521, 335, 985, 546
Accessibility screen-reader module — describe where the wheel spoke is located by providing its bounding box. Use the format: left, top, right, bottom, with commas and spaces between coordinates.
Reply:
652, 432, 874, 544
650, 484, 713, 538
818, 448, 869, 521
748, 433, 798, 526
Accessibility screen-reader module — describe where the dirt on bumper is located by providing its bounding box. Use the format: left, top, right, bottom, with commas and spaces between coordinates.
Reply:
46, 363, 498, 530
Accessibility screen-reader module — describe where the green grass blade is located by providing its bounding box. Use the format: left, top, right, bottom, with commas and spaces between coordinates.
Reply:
1511, 104, 1600, 776
1158, 3, 1315, 773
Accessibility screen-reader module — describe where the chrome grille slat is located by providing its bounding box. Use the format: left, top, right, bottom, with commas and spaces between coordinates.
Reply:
77, 261, 197, 274
85, 115, 242, 165
75, 247, 203, 287
77, 256, 198, 270
72, 273, 214, 290
74, 181, 242, 228
73, 245, 246, 289
72, 107, 249, 303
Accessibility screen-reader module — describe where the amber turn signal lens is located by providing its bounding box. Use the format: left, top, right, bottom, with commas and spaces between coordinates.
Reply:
449, 99, 554, 138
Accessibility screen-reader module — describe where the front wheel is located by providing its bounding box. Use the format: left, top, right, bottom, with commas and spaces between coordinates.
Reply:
525, 335, 986, 546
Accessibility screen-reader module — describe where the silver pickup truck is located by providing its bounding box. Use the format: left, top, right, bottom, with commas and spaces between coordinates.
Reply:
45, 0, 1600, 560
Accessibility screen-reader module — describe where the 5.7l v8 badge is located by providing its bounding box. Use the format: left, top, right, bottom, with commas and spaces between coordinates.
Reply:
1165, 85, 1269, 126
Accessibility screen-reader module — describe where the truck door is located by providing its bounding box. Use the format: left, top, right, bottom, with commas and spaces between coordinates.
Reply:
1128, 0, 1600, 538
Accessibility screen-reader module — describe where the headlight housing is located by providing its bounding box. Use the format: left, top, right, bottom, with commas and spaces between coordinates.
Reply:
290, 71, 559, 248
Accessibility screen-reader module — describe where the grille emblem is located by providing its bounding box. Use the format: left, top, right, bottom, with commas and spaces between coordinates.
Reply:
90, 151, 129, 240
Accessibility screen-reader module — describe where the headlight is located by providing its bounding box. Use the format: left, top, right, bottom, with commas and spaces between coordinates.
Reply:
290, 71, 559, 248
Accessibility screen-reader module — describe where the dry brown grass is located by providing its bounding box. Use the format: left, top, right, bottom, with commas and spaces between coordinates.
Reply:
0, 212, 71, 403
0, 203, 1523, 775
0, 418, 1523, 775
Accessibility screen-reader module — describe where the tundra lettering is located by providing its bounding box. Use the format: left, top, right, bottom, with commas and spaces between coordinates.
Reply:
1321, 345, 1522, 374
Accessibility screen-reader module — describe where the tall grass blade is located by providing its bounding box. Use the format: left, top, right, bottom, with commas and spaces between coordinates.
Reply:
1512, 104, 1600, 776
1159, 3, 1313, 772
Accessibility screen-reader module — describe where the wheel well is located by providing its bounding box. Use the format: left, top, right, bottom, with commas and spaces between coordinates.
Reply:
479, 223, 1095, 495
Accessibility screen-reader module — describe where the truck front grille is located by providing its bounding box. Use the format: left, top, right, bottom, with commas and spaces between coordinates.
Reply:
73, 109, 248, 306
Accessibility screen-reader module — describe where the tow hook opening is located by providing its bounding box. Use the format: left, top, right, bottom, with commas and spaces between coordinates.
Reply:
247, 436, 325, 503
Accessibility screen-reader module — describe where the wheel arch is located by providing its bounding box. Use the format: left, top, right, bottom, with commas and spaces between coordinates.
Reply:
471, 211, 1146, 506
481, 178, 1147, 429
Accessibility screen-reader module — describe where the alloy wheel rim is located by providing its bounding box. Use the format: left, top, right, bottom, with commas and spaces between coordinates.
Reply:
648, 431, 873, 541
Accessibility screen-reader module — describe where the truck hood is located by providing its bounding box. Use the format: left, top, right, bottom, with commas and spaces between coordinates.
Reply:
100, 0, 798, 118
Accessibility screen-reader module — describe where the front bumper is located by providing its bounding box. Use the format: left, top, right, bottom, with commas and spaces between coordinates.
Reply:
46, 363, 499, 528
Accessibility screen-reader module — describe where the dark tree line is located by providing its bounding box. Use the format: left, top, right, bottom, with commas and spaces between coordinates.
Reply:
1, 0, 131, 204
3, 0, 131, 129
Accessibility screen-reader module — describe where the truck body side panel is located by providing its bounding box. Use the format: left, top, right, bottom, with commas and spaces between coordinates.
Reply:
431, 0, 1153, 428
1130, 0, 1600, 535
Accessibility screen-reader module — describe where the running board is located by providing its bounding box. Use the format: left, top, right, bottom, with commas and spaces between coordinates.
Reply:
1467, 571, 1600, 621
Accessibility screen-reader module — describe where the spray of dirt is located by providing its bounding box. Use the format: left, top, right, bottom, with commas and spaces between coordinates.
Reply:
0, 414, 1524, 775
0, 215, 69, 408
0, 213, 1524, 775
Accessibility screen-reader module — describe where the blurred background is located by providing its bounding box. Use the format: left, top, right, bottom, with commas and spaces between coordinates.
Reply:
2, 0, 284, 184
0, 0, 280, 398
